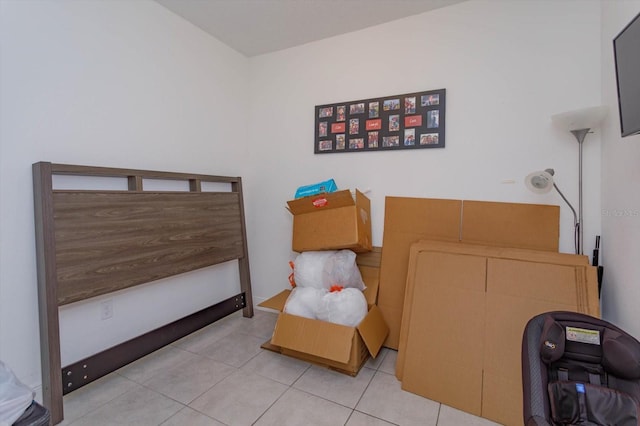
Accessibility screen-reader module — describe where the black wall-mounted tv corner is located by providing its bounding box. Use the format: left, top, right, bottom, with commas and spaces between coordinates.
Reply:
613, 10, 640, 138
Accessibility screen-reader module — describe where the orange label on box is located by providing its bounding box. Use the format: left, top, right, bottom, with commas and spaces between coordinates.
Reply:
312, 197, 328, 208
405, 115, 422, 127
366, 119, 382, 130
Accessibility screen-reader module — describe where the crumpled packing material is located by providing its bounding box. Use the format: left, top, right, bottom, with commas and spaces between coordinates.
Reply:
316, 287, 368, 327
0, 360, 34, 426
283, 287, 326, 320
293, 250, 366, 291
284, 249, 368, 326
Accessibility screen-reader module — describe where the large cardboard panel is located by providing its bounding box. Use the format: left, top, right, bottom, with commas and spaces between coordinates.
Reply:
461, 200, 560, 251
378, 197, 561, 349
382, 197, 462, 235
487, 257, 599, 316
489, 259, 580, 303
408, 240, 589, 266
483, 293, 582, 381
482, 373, 522, 426
396, 246, 488, 379
482, 294, 585, 426
487, 258, 594, 307
399, 243, 598, 376
378, 234, 418, 340
396, 240, 600, 425
378, 198, 461, 348
482, 259, 598, 426
399, 251, 486, 416
378, 232, 433, 348
394, 243, 421, 381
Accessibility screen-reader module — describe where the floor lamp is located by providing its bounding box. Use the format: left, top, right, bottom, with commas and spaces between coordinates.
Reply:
551, 106, 607, 255
526, 106, 607, 255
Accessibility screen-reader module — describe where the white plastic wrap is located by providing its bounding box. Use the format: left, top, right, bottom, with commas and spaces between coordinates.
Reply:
0, 360, 34, 426
293, 250, 365, 290
293, 251, 336, 289
323, 250, 366, 290
283, 287, 326, 319
316, 288, 368, 327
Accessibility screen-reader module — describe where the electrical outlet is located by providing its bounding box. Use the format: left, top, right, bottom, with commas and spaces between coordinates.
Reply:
100, 300, 113, 320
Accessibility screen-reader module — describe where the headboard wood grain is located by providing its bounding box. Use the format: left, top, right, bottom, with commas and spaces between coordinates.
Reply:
53, 191, 244, 304
33, 162, 253, 424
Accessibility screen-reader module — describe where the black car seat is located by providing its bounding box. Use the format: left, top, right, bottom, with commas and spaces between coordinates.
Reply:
522, 311, 640, 425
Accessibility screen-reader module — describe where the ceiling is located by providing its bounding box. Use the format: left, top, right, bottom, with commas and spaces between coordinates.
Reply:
155, 0, 467, 57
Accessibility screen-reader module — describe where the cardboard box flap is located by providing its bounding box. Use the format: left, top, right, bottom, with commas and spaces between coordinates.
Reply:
258, 289, 291, 311
287, 190, 356, 215
271, 312, 355, 363
357, 305, 389, 358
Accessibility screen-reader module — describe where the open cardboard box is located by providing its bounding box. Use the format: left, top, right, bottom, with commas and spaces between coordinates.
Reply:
287, 189, 372, 253
259, 269, 388, 376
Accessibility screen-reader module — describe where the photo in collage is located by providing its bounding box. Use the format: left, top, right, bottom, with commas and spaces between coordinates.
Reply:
314, 88, 445, 154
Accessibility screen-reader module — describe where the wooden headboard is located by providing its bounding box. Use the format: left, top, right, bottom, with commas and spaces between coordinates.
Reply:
32, 162, 253, 424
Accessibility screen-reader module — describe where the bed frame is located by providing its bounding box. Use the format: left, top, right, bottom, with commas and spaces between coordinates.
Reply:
32, 162, 253, 424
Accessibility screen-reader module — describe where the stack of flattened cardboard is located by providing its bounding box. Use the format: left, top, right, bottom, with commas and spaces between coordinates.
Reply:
377, 196, 599, 426
395, 240, 600, 426
378, 197, 562, 349
260, 191, 389, 375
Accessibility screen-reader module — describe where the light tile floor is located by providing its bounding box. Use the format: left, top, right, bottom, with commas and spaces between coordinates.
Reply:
59, 309, 502, 425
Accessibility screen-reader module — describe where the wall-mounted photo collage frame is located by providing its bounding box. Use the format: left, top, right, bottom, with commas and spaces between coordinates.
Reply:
314, 88, 445, 154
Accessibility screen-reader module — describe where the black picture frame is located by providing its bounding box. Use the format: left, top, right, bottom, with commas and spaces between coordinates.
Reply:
314, 88, 446, 154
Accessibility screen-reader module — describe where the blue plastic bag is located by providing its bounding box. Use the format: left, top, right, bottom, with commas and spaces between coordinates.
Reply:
294, 179, 338, 199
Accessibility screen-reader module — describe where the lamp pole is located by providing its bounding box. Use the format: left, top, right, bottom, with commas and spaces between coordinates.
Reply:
550, 105, 607, 256
570, 128, 590, 255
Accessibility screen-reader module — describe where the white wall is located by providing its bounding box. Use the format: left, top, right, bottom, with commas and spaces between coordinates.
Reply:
600, 1, 640, 338
245, 0, 604, 305
0, 0, 249, 392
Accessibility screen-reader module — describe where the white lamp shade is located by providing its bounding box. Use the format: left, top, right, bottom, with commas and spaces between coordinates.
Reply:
525, 170, 554, 194
551, 106, 608, 131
